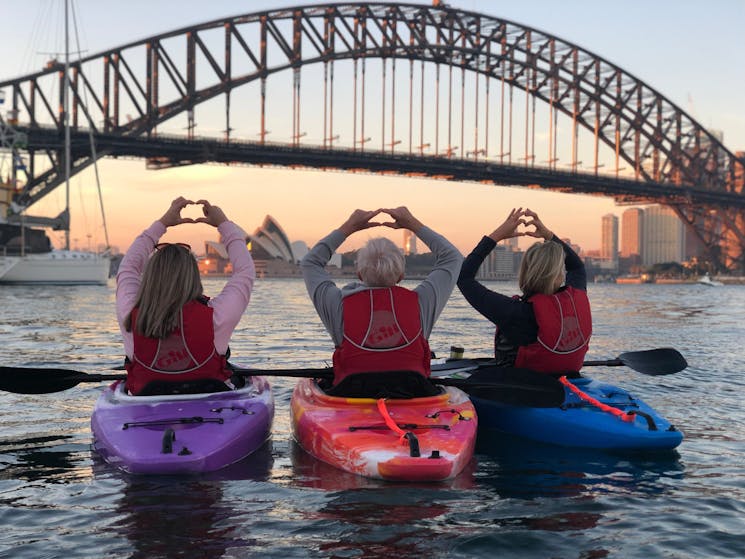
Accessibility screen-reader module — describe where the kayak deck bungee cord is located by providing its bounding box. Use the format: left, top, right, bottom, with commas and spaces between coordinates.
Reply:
290, 378, 478, 481
91, 376, 275, 474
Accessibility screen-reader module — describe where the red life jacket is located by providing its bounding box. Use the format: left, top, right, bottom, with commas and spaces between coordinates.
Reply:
332, 287, 431, 386
125, 299, 230, 395
513, 286, 592, 374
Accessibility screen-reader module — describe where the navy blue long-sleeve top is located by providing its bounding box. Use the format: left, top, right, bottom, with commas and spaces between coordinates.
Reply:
457, 236, 586, 347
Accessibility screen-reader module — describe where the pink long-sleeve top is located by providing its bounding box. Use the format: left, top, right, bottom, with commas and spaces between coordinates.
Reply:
116, 220, 255, 358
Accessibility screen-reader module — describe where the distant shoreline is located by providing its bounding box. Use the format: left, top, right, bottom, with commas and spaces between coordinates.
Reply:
200, 272, 745, 285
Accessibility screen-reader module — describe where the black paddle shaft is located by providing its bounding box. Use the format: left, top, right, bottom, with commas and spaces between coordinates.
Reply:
583, 348, 687, 375
0, 347, 686, 396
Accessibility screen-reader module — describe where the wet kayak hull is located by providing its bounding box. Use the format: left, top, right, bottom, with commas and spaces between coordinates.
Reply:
91, 377, 274, 474
472, 377, 682, 451
291, 378, 477, 481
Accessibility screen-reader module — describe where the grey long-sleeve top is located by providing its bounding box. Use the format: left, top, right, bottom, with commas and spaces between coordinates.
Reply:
300, 226, 463, 346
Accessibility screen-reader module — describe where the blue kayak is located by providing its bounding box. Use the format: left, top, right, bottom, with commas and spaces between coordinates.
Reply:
470, 376, 683, 451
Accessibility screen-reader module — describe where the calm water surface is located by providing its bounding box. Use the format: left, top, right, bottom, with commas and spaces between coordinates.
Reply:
1, 278, 744, 558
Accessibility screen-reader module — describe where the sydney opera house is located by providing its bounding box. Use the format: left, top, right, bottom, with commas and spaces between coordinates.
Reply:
248, 216, 295, 261
198, 215, 309, 277
247, 215, 307, 277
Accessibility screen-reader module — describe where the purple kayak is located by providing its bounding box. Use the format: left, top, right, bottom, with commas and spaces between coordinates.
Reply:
91, 376, 274, 475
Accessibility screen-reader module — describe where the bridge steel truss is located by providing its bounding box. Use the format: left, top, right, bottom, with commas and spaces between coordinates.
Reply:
1, 2, 743, 270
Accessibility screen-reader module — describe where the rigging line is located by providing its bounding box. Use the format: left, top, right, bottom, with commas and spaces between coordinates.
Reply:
20, 1, 48, 76
70, 0, 110, 250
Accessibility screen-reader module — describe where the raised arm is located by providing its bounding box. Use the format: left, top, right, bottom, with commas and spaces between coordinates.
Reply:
301, 209, 383, 344
198, 201, 256, 354
378, 206, 462, 335
116, 196, 196, 355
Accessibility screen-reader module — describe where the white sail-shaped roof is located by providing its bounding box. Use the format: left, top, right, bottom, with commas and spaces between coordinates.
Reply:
247, 215, 295, 261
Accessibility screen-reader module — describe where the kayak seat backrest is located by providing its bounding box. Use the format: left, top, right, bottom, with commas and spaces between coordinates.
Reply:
136, 378, 231, 396
324, 370, 442, 399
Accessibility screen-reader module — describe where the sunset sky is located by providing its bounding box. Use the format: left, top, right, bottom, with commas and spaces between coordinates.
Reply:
1, 0, 743, 255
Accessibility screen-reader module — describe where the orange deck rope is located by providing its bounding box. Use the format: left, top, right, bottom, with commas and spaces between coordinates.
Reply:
376, 398, 409, 444
558, 376, 634, 422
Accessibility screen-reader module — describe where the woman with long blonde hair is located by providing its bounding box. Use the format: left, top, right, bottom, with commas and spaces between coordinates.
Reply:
457, 208, 591, 374
116, 197, 255, 395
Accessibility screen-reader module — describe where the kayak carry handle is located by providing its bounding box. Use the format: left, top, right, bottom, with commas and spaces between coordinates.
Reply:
404, 432, 421, 457
627, 410, 658, 431
162, 429, 176, 454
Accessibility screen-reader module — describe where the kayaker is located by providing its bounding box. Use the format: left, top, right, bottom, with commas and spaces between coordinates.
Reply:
301, 206, 462, 397
457, 208, 592, 374
116, 196, 255, 395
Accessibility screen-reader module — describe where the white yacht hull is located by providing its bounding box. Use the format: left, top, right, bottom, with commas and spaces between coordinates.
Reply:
697, 274, 723, 287
0, 251, 109, 285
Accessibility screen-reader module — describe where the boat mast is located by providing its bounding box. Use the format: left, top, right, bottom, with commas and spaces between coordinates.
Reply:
63, 0, 71, 251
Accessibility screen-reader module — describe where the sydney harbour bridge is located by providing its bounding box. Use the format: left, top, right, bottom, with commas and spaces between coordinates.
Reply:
1, 2, 743, 270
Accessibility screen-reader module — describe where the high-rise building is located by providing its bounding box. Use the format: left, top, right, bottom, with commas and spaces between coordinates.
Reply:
723, 151, 745, 270
403, 230, 417, 256
476, 244, 521, 279
621, 208, 644, 258
601, 214, 618, 267
642, 205, 685, 265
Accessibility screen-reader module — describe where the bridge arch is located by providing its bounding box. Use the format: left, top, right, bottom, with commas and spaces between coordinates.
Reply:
1, 3, 744, 269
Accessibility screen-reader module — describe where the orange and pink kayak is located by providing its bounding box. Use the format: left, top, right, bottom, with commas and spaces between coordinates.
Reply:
290, 379, 477, 481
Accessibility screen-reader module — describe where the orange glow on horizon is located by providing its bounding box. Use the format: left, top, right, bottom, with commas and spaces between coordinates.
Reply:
35, 158, 618, 257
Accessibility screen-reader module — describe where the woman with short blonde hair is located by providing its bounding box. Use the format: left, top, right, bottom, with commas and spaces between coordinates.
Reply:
518, 239, 567, 297
458, 208, 592, 374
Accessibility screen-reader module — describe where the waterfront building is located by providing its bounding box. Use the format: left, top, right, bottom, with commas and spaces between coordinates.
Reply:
197, 241, 233, 275
642, 205, 685, 266
476, 243, 521, 280
601, 213, 619, 271
291, 240, 309, 263
200, 215, 304, 277
561, 238, 582, 257
247, 215, 295, 262
403, 230, 418, 256
621, 208, 643, 259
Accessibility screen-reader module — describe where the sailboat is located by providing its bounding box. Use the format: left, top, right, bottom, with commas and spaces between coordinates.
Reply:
0, 0, 109, 285
697, 273, 723, 287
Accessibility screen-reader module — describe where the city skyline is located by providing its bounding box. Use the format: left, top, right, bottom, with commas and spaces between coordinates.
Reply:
1, 1, 742, 256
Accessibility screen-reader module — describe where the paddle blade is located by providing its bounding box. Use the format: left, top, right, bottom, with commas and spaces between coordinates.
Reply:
437, 366, 566, 408
0, 367, 85, 394
618, 348, 688, 375
0, 367, 126, 394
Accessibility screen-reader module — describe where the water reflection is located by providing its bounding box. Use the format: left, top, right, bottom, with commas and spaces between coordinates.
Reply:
313, 487, 457, 559
475, 431, 684, 500
114, 479, 240, 559
106, 441, 274, 559
0, 434, 91, 483
0, 280, 742, 558
285, 440, 482, 558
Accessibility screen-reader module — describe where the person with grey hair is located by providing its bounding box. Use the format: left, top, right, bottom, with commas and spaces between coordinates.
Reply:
301, 206, 462, 397
457, 208, 592, 375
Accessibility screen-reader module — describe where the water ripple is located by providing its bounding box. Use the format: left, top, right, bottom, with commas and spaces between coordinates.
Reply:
0, 279, 744, 557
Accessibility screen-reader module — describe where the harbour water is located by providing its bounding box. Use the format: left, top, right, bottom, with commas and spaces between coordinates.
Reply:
0, 278, 744, 558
